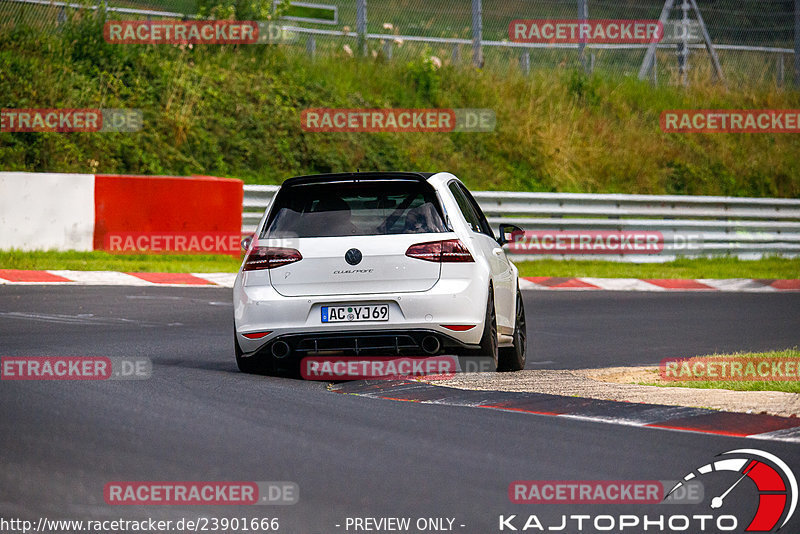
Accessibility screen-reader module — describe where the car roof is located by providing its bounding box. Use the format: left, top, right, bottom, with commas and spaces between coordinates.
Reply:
281, 172, 436, 187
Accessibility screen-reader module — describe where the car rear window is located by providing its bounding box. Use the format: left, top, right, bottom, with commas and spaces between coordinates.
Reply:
263, 180, 448, 238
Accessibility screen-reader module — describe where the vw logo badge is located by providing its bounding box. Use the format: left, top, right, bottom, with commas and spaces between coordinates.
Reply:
345, 248, 362, 266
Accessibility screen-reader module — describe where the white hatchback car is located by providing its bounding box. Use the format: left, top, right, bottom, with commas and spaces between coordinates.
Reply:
233, 172, 526, 374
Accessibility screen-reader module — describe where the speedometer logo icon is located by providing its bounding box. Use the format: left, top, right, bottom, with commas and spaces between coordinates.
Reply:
666, 449, 797, 531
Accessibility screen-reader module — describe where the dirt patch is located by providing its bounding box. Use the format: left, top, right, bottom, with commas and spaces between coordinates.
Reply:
423, 367, 800, 418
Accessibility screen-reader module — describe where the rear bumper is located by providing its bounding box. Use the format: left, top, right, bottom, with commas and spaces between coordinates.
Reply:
233, 268, 489, 356
246, 328, 477, 361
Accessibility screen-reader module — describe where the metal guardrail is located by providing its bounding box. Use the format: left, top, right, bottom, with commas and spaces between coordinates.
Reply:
4, 0, 196, 18
242, 184, 279, 232
242, 185, 800, 261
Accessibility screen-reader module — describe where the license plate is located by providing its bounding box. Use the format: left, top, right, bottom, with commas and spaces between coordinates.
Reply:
321, 304, 389, 323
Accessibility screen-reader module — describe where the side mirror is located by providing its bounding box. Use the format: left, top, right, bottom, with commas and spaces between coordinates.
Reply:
241, 235, 254, 251
497, 224, 524, 246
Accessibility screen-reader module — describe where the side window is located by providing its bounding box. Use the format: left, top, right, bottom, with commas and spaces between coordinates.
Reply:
448, 182, 481, 233
457, 183, 494, 239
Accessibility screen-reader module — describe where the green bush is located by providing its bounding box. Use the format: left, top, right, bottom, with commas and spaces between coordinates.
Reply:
0, 17, 798, 198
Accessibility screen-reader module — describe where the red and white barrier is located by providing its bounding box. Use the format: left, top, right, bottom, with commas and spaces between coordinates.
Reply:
0, 172, 243, 252
0, 172, 96, 251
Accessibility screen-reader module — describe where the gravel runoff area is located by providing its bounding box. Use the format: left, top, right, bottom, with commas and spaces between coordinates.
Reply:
424, 367, 800, 418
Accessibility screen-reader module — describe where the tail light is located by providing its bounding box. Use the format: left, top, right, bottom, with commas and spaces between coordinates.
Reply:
441, 324, 476, 331
243, 331, 272, 339
405, 239, 474, 263
242, 247, 303, 271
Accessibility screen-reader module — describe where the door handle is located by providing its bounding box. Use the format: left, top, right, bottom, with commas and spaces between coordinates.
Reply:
492, 248, 504, 256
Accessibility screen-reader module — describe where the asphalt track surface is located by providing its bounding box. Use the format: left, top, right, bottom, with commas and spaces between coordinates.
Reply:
1, 285, 799, 533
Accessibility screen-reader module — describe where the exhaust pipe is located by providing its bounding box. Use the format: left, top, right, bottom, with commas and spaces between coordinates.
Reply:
421, 335, 441, 355
271, 340, 291, 359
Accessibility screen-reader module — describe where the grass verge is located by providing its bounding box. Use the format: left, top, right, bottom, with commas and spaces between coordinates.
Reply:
1, 251, 799, 278
638, 348, 800, 394
0, 250, 242, 273
514, 256, 800, 280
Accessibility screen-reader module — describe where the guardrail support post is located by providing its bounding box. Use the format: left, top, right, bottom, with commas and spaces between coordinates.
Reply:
306, 35, 316, 59
688, 0, 724, 84
578, 0, 588, 72
652, 52, 658, 84
356, 0, 367, 57
677, 0, 690, 85
520, 50, 530, 74
382, 40, 392, 60
795, 0, 800, 87
639, 0, 674, 80
472, 0, 483, 67
778, 54, 785, 87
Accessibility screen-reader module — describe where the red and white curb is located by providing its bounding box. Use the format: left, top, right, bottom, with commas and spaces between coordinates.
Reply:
0, 270, 798, 292
520, 276, 800, 292
0, 269, 237, 287
330, 380, 800, 443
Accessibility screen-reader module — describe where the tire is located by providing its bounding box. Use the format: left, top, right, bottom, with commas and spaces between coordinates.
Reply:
498, 288, 527, 371
476, 287, 499, 371
235, 334, 267, 374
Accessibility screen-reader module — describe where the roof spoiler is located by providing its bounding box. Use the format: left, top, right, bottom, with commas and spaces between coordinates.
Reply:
281, 172, 433, 187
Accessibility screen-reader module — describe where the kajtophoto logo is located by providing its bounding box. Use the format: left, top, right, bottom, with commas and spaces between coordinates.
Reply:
666, 449, 797, 532
501, 449, 796, 532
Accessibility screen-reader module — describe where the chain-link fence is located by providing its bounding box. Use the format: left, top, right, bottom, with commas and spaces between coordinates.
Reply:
1, 0, 798, 85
